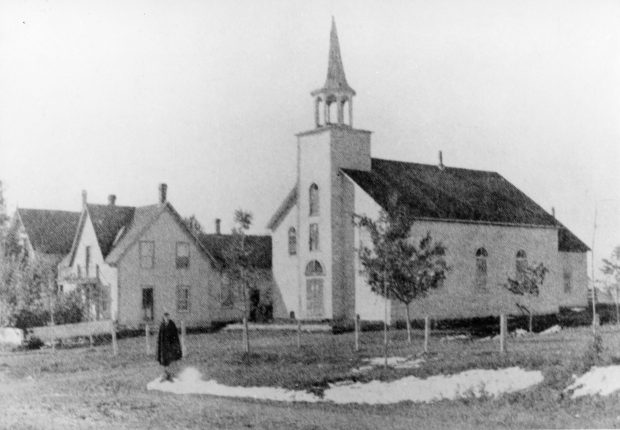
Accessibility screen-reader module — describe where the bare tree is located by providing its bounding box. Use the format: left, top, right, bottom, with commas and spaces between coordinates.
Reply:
355, 204, 449, 353
224, 209, 259, 354
503, 263, 548, 333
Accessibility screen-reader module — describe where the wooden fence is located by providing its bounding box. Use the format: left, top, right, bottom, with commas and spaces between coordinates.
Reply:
30, 319, 117, 355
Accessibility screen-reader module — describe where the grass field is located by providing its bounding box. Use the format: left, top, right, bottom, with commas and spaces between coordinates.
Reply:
2, 325, 620, 429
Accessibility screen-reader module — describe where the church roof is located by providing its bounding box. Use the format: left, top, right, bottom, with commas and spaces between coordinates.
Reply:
17, 208, 81, 256
198, 233, 272, 269
266, 186, 297, 231
343, 158, 589, 252
311, 18, 355, 97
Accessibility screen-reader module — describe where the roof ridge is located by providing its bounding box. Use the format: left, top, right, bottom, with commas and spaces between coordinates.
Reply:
366, 157, 500, 175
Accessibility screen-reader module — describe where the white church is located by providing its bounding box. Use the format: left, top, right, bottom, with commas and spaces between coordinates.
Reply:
267, 20, 589, 324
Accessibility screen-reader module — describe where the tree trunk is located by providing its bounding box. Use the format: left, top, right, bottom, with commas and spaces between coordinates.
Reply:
243, 316, 250, 354
616, 286, 620, 325
405, 304, 412, 344
528, 311, 533, 333
384, 288, 388, 369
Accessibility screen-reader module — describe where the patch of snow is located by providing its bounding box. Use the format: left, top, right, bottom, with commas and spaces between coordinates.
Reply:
351, 356, 424, 373
148, 366, 543, 405
324, 367, 544, 405
440, 334, 471, 342
540, 325, 561, 335
147, 367, 320, 402
0, 328, 23, 345
565, 366, 620, 398
513, 328, 528, 337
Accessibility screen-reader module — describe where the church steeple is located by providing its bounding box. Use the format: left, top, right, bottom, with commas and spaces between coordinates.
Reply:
311, 18, 355, 128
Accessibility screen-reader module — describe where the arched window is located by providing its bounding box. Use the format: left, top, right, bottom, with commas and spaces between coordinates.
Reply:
475, 247, 488, 290
305, 260, 324, 276
309, 223, 319, 251
309, 183, 319, 216
288, 227, 297, 255
516, 250, 527, 281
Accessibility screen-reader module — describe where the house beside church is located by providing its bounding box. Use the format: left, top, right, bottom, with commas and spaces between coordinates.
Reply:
6, 208, 80, 279
55, 184, 273, 328
267, 20, 589, 324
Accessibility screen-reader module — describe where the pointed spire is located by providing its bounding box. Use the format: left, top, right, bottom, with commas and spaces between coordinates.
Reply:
312, 17, 355, 97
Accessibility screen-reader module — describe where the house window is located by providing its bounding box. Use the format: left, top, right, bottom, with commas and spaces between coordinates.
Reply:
220, 275, 234, 308
288, 227, 297, 255
563, 270, 572, 293
176, 242, 190, 269
177, 285, 190, 313
516, 250, 527, 281
309, 183, 319, 216
85, 246, 91, 276
142, 287, 154, 321
309, 223, 319, 251
475, 248, 488, 290
140, 241, 155, 269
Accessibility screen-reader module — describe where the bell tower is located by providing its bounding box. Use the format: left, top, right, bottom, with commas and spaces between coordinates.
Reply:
294, 18, 371, 322
311, 18, 356, 128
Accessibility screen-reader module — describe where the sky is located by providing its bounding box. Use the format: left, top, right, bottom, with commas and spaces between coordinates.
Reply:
0, 0, 619, 276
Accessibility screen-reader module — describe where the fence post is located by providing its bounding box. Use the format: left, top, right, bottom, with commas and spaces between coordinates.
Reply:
354, 314, 360, 352
500, 314, 507, 353
145, 324, 150, 355
424, 316, 430, 353
297, 318, 301, 349
181, 320, 186, 357
111, 321, 118, 356
48, 279, 55, 353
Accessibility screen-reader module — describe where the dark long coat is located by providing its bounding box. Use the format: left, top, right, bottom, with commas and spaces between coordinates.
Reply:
156, 319, 182, 366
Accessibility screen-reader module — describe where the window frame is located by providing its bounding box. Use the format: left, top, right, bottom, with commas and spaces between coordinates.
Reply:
309, 183, 319, 216
563, 270, 572, 293
141, 286, 154, 321
220, 274, 234, 309
139, 241, 155, 269
176, 241, 190, 269
516, 250, 527, 281
288, 227, 297, 256
309, 223, 319, 251
177, 285, 191, 313
475, 247, 488, 290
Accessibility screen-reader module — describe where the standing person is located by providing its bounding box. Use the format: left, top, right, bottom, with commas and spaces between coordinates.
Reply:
157, 312, 182, 382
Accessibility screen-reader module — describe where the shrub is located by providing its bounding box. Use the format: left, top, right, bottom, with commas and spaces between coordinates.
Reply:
24, 336, 44, 350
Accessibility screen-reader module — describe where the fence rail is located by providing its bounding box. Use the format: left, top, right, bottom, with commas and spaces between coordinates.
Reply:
31, 320, 114, 342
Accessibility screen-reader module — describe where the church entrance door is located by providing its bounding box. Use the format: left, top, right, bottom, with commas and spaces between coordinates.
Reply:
306, 279, 324, 318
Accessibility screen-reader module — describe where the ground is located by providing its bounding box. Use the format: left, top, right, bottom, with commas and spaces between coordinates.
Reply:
2, 326, 620, 429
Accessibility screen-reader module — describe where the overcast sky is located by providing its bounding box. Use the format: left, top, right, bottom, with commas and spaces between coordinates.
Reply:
1, 0, 619, 275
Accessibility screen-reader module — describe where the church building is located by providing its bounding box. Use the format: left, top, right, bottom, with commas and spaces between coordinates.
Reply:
267, 20, 589, 324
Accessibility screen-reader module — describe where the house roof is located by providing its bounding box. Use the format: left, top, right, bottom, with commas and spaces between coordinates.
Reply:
87, 204, 136, 257
342, 158, 589, 252
266, 186, 298, 231
198, 233, 272, 269
17, 208, 81, 256
105, 202, 216, 266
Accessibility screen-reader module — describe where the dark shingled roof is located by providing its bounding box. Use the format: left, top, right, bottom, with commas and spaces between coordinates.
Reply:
558, 225, 590, 253
18, 208, 81, 255
198, 233, 272, 269
87, 204, 136, 257
266, 186, 297, 231
343, 158, 589, 252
